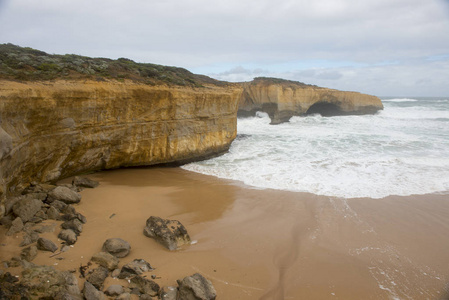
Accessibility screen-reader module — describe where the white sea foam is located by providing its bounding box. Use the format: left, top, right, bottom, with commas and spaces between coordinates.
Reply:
382, 98, 418, 102
183, 98, 449, 198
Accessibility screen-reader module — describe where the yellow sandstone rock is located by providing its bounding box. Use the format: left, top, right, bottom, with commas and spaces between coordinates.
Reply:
0, 79, 241, 204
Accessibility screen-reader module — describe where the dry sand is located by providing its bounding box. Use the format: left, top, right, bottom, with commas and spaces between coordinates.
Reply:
1, 167, 449, 299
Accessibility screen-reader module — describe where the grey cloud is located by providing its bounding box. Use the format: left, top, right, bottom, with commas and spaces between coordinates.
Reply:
0, 0, 448, 95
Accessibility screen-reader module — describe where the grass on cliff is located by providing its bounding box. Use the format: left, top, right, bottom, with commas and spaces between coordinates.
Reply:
0, 43, 226, 87
252, 77, 317, 88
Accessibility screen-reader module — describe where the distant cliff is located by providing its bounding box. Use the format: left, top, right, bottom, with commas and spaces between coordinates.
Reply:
0, 80, 241, 208
238, 77, 383, 124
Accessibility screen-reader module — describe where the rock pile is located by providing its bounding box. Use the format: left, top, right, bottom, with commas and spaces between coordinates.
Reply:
0, 177, 95, 289
0, 178, 95, 265
0, 178, 217, 299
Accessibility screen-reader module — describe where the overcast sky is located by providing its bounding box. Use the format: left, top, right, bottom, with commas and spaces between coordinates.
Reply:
1, 0, 448, 96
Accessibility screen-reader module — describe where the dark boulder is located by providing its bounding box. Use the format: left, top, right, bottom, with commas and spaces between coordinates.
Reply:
104, 284, 124, 297
90, 252, 119, 270
118, 259, 152, 279
20, 231, 39, 247
143, 216, 191, 250
61, 218, 83, 234
37, 237, 58, 253
86, 266, 109, 290
50, 200, 68, 211
47, 186, 81, 204
20, 245, 38, 262
102, 238, 131, 258
161, 286, 178, 300
6, 217, 23, 236
12, 197, 43, 222
58, 229, 78, 245
129, 275, 160, 297
83, 281, 106, 300
47, 206, 60, 220
177, 273, 216, 300
72, 176, 99, 189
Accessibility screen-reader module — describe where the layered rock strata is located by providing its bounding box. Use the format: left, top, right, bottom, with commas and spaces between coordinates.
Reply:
0, 80, 241, 209
238, 78, 384, 124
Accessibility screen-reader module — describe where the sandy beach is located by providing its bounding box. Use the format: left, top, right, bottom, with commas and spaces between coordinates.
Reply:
1, 167, 449, 299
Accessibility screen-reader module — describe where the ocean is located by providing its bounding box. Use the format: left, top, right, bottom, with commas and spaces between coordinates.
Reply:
182, 97, 449, 199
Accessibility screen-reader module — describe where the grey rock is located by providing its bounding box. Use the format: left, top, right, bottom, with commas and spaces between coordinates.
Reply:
34, 224, 56, 233
143, 216, 191, 251
102, 238, 131, 258
116, 292, 131, 300
47, 186, 81, 204
129, 275, 160, 297
76, 212, 87, 224
59, 183, 82, 192
86, 266, 109, 290
61, 218, 83, 234
4, 196, 21, 215
20, 231, 39, 247
12, 197, 43, 222
60, 212, 87, 224
91, 251, 119, 271
111, 268, 121, 278
37, 237, 58, 253
118, 259, 152, 279
104, 284, 124, 296
130, 287, 140, 295
8, 256, 22, 267
139, 295, 152, 300
161, 286, 178, 300
6, 217, 24, 236
83, 281, 107, 300
21, 265, 81, 299
0, 214, 14, 227
72, 176, 99, 188
50, 200, 67, 211
58, 229, 78, 245
62, 204, 77, 215
177, 273, 216, 300
47, 206, 60, 219
21, 259, 36, 270
21, 245, 38, 262
34, 209, 47, 220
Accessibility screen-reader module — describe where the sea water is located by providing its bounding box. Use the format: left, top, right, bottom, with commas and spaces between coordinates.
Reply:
182, 98, 449, 198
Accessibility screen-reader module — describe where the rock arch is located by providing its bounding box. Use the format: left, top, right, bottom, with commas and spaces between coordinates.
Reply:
305, 102, 344, 116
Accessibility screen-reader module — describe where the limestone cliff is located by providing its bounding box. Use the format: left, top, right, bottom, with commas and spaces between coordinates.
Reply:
238, 78, 383, 124
0, 80, 241, 207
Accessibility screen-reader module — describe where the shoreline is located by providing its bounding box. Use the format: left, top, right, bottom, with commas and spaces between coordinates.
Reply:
1, 166, 449, 299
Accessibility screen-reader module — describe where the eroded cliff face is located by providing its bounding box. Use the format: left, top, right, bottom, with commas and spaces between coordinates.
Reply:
0, 80, 241, 207
238, 78, 383, 124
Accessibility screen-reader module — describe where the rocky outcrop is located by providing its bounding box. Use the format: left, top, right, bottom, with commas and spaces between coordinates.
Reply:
238, 77, 383, 124
143, 216, 191, 250
0, 79, 241, 211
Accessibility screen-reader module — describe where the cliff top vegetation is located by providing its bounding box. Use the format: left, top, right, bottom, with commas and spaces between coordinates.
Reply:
251, 77, 317, 88
0, 43, 226, 88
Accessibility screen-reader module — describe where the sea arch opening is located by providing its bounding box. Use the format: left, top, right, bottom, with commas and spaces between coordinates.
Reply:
305, 102, 343, 116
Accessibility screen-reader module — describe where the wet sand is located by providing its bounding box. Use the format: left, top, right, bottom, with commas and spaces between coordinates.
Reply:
1, 167, 449, 299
